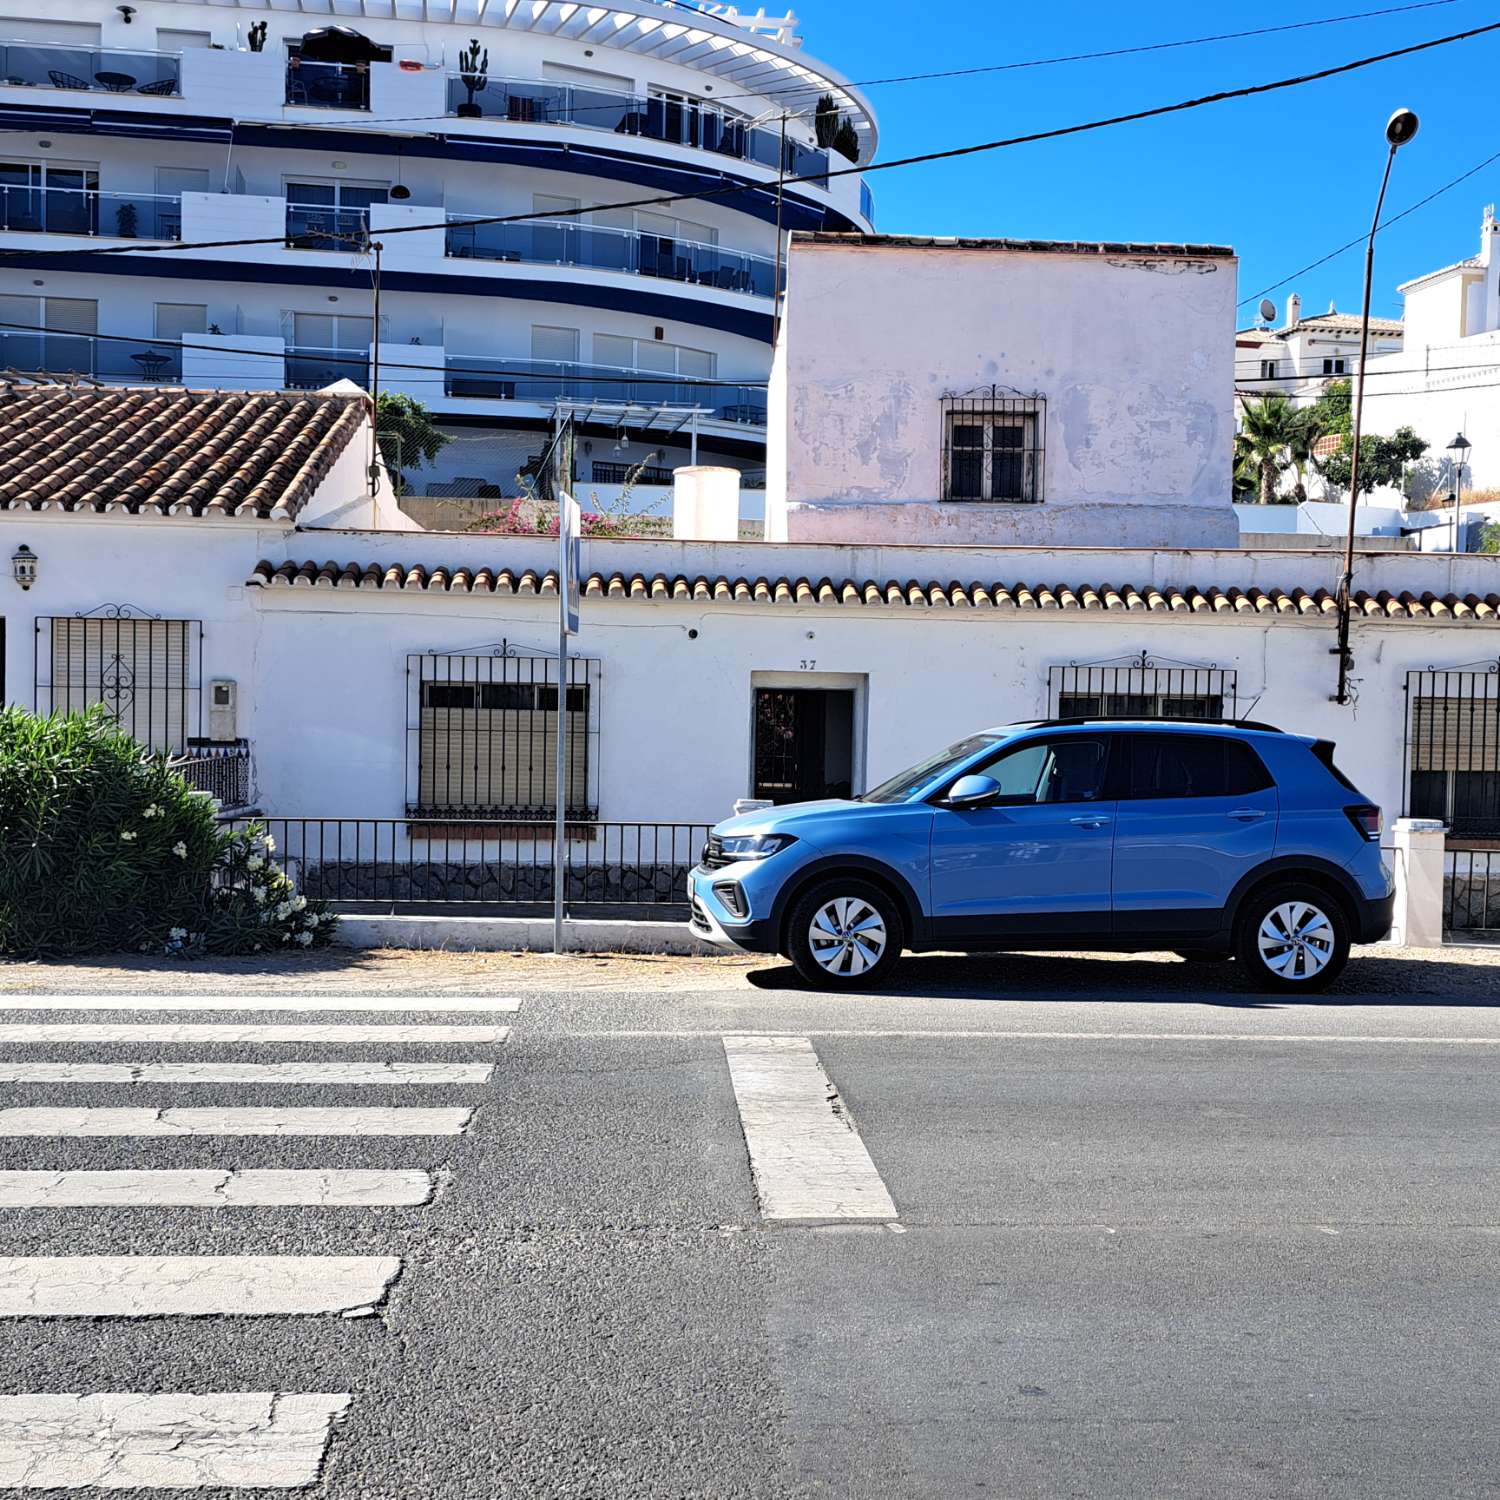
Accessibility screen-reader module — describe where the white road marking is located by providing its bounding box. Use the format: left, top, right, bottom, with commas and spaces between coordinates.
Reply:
0, 1023, 509, 1044
723, 1036, 897, 1222
0, 1256, 401, 1317
0, 1171, 433, 1207
0, 994, 519, 1013
594, 1029, 1500, 1045
0, 1062, 492, 1085
0, 1392, 350, 1489
0, 1107, 474, 1136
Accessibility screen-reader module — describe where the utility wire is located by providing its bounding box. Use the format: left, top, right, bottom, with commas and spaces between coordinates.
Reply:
4, 18, 1498, 264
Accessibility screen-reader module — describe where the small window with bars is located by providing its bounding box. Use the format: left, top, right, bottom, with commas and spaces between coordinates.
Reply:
407, 651, 599, 819
941, 388, 1045, 504
35, 611, 202, 753
1049, 656, 1237, 721
1405, 666, 1500, 838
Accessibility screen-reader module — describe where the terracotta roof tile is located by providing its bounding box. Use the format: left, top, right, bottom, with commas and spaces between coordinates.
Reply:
0, 385, 366, 519
246, 560, 1500, 624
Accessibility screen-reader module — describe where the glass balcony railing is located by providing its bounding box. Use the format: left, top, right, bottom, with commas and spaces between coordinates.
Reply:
444, 75, 828, 179
285, 203, 372, 251
445, 217, 775, 297
444, 356, 768, 424
0, 40, 180, 95
285, 59, 370, 110
0, 331, 182, 382
285, 346, 371, 390
0, 185, 182, 240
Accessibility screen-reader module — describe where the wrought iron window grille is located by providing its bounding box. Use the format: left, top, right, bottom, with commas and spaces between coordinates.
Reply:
1048, 652, 1239, 721
941, 385, 1046, 504
1404, 659, 1500, 841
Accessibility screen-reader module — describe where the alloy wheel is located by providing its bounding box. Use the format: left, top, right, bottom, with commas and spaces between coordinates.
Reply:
808, 895, 888, 978
1256, 900, 1335, 980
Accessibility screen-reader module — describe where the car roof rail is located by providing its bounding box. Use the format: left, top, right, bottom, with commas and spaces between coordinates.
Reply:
1036, 716, 1286, 733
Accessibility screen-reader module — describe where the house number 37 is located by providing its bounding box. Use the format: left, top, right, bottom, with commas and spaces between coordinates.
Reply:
799, 659, 817, 670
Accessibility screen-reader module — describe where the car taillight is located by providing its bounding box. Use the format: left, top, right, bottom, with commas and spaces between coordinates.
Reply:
1344, 804, 1382, 841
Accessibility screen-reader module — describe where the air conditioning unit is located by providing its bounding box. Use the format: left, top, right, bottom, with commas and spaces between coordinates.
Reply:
208, 679, 237, 741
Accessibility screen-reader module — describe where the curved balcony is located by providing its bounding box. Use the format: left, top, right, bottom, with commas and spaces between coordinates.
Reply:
0, 39, 180, 96
445, 75, 830, 180
444, 356, 767, 425
445, 216, 775, 298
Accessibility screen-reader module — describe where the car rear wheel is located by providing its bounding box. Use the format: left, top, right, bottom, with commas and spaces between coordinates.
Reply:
786, 878, 904, 990
1234, 883, 1350, 992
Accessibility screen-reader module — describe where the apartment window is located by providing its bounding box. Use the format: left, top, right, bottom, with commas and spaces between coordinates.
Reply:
941, 388, 1045, 503
594, 333, 714, 380
155, 303, 206, 340
407, 653, 598, 817
1322, 357, 1346, 375
1049, 656, 1237, 721
0, 293, 96, 374
285, 179, 387, 250
532, 325, 580, 366
1406, 668, 1500, 837
282, 311, 373, 387
0, 160, 99, 234
1259, 359, 1279, 379
36, 613, 202, 754
156, 28, 213, 49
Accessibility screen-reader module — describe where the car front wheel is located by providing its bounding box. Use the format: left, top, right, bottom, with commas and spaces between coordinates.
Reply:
1235, 884, 1350, 992
786, 878, 904, 990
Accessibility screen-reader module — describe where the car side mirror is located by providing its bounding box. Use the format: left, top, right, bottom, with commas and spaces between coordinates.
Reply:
943, 773, 1002, 809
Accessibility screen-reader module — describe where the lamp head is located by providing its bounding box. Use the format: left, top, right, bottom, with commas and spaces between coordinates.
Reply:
1448, 432, 1471, 452
1385, 108, 1419, 148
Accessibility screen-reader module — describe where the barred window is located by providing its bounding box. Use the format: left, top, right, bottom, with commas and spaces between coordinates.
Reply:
941, 388, 1044, 504
1406, 667, 1500, 838
408, 652, 598, 819
1049, 656, 1236, 721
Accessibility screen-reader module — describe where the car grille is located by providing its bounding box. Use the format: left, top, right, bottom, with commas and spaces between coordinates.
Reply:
700, 834, 732, 870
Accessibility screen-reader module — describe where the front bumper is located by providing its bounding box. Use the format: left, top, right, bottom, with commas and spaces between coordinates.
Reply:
685, 867, 775, 952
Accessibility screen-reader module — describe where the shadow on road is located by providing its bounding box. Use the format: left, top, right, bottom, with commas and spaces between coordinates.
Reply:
744, 947, 1500, 1006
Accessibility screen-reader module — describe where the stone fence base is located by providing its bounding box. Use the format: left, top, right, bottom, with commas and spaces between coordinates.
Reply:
301, 859, 690, 907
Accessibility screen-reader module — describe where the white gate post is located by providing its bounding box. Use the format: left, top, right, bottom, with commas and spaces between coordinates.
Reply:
1391, 817, 1447, 949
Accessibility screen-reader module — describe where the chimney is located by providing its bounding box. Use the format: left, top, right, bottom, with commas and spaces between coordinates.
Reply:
1285, 292, 1301, 328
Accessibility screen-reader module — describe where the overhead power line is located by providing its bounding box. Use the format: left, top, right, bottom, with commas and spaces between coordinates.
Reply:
3, 18, 1498, 265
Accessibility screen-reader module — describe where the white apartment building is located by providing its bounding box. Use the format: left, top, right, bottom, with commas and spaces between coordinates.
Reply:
0, 0, 876, 508
1234, 292, 1404, 407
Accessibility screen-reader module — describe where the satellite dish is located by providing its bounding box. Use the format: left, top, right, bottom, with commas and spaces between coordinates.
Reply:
1258, 298, 1278, 325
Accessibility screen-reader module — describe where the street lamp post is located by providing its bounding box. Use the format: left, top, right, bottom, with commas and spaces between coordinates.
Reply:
1446, 431, 1471, 551
1333, 107, 1419, 705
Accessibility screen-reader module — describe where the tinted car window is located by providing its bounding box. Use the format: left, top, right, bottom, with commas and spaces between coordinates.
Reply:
862, 734, 1001, 804
1127, 734, 1273, 800
983, 737, 1110, 804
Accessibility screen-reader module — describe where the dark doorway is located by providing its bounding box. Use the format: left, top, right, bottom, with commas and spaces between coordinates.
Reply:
753, 687, 855, 804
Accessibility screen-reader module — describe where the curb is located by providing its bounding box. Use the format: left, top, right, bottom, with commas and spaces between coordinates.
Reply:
334, 913, 720, 955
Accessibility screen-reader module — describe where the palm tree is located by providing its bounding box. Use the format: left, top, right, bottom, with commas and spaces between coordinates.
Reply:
1234, 394, 1301, 505
1285, 406, 1329, 503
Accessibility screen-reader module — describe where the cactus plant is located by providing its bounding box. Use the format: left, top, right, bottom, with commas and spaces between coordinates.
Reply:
457, 37, 488, 117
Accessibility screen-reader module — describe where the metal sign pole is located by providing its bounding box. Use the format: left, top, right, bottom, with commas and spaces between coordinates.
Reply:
552, 415, 569, 955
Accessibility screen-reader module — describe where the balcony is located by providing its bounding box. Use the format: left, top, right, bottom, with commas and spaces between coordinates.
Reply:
284, 58, 370, 110
443, 356, 767, 424
285, 203, 372, 252
0, 331, 182, 383
0, 186, 182, 241
445, 217, 775, 298
444, 75, 828, 178
0, 39, 180, 96
285, 346, 370, 390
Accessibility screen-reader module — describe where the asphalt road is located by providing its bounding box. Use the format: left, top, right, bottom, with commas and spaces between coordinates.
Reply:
0, 946, 1497, 1498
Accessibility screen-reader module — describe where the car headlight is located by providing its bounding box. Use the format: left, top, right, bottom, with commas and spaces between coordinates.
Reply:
719, 833, 796, 861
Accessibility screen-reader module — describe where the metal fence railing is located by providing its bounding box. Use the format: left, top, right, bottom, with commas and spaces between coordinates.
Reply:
230, 818, 713, 917
173, 741, 253, 811
1445, 848, 1500, 934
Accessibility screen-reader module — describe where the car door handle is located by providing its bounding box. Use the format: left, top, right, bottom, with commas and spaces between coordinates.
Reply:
1069, 815, 1111, 829
1227, 809, 1269, 821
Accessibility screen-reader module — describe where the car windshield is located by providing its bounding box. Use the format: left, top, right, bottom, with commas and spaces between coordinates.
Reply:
860, 734, 1001, 804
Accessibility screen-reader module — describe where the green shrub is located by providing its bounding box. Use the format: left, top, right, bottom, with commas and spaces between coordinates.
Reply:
0, 706, 335, 958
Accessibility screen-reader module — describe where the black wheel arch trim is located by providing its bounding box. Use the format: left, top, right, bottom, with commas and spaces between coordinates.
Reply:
1225, 856, 1364, 933
770, 855, 927, 953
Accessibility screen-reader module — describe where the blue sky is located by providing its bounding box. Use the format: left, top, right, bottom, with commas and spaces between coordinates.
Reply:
794, 0, 1497, 324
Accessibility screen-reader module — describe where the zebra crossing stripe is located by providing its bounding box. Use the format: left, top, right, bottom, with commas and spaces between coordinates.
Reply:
0, 1392, 350, 1489
0, 1256, 402, 1317
0, 1107, 474, 1136
0, 1063, 493, 1085
0, 1023, 509, 1045
0, 995, 520, 1013
0, 1170, 433, 1207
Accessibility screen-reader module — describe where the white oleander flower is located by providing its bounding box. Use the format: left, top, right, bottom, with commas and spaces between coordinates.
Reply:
275, 902, 293, 920
168, 927, 187, 940
292, 894, 307, 911
172, 842, 188, 859
252, 887, 269, 905
246, 854, 264, 872
119, 830, 137, 842
263, 836, 277, 853
296, 930, 314, 946
143, 804, 162, 819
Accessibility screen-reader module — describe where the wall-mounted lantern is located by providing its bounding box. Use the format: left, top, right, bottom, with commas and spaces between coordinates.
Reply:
11, 544, 36, 590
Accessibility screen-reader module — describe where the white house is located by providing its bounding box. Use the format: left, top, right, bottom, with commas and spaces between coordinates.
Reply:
1234, 292, 1404, 407
0, 0, 878, 511
763, 233, 1241, 549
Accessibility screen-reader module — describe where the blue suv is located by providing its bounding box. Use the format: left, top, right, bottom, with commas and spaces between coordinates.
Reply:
688, 719, 1393, 992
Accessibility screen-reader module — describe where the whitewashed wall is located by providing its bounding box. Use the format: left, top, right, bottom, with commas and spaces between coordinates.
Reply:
766, 240, 1240, 548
